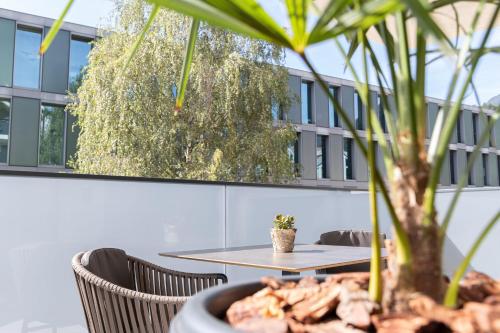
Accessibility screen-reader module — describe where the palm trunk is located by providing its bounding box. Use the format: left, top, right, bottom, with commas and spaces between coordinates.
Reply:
383, 162, 445, 312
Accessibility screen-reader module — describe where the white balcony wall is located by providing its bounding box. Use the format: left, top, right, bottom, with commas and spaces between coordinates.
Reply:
0, 173, 498, 332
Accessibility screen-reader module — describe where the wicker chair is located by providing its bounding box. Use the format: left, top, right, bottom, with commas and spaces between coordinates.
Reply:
72, 248, 227, 333
315, 230, 387, 275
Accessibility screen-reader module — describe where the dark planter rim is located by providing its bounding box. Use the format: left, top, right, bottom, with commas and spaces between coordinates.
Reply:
170, 277, 315, 333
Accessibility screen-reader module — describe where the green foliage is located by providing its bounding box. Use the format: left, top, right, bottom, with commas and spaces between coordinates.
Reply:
68, 0, 297, 182
273, 214, 295, 230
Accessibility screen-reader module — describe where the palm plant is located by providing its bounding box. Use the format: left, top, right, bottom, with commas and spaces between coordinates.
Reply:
43, 0, 500, 311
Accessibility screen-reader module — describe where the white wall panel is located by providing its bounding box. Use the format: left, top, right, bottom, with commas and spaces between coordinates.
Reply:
0, 174, 498, 332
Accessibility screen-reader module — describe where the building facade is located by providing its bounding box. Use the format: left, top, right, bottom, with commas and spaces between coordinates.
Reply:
1, 8, 499, 189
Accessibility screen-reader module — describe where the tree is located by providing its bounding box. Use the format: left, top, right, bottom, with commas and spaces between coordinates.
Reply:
68, 0, 297, 183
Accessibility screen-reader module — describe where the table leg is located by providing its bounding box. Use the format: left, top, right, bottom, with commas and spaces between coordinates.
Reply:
282, 271, 300, 276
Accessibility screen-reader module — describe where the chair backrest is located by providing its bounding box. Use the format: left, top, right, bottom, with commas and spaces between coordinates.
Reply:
317, 230, 386, 247
72, 249, 227, 333
81, 248, 133, 289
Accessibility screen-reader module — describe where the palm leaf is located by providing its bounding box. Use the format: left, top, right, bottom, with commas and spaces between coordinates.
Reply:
176, 19, 200, 111
40, 0, 74, 54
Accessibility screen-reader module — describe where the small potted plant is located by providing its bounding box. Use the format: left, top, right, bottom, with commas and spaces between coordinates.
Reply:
270, 214, 296, 253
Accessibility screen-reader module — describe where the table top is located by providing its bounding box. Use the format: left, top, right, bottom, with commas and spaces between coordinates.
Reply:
159, 244, 387, 273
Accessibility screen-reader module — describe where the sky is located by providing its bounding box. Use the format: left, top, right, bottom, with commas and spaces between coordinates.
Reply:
2, 0, 499, 106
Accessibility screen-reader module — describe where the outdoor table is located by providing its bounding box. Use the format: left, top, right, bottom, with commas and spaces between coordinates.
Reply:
159, 244, 387, 276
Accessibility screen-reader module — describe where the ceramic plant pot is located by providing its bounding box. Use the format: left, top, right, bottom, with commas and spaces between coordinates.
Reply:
270, 228, 296, 253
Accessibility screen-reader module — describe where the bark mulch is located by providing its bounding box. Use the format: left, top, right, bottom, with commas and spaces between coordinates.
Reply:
226, 271, 500, 333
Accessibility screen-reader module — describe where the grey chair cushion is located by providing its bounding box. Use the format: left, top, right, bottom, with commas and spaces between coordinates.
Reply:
316, 230, 386, 275
81, 248, 133, 290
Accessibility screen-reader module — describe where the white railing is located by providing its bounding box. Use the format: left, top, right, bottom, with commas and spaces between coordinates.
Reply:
0, 173, 498, 332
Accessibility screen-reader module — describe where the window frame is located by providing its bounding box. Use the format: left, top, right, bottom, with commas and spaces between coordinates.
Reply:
449, 150, 457, 185
456, 111, 463, 143
0, 96, 12, 165
482, 153, 488, 186
68, 34, 93, 93
343, 137, 354, 180
316, 135, 328, 179
354, 91, 364, 130
38, 103, 67, 167
466, 152, 473, 186
328, 85, 340, 128
13, 24, 43, 91
472, 112, 479, 145
301, 80, 313, 124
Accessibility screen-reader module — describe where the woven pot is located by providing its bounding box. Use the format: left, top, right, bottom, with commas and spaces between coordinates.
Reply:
270, 228, 296, 253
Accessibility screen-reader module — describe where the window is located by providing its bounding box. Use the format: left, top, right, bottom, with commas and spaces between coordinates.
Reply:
0, 99, 10, 163
482, 153, 488, 186
343, 138, 354, 180
69, 36, 92, 93
354, 91, 363, 130
301, 80, 313, 124
378, 94, 387, 133
272, 99, 284, 121
328, 86, 339, 127
316, 135, 328, 179
498, 156, 500, 186
467, 152, 473, 186
14, 26, 42, 89
39, 104, 65, 166
456, 111, 463, 143
488, 116, 495, 147
288, 133, 300, 174
472, 113, 479, 145
450, 150, 457, 185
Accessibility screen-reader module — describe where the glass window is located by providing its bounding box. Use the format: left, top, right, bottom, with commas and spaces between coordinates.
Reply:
328, 86, 339, 128
472, 113, 478, 145
488, 116, 494, 147
301, 81, 313, 124
14, 26, 42, 89
344, 137, 354, 180
378, 94, 387, 133
39, 104, 65, 166
482, 153, 488, 186
0, 99, 10, 163
450, 150, 457, 184
316, 135, 327, 179
288, 133, 300, 174
69, 36, 92, 93
456, 111, 463, 143
272, 99, 284, 121
497, 155, 500, 186
467, 152, 473, 186
354, 91, 363, 130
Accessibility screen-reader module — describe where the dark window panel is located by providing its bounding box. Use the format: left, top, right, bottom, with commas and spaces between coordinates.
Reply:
69, 36, 92, 93
343, 137, 354, 180
301, 80, 313, 124
0, 18, 15, 87
354, 91, 363, 130
316, 135, 328, 179
0, 99, 10, 163
482, 153, 488, 186
472, 113, 479, 145
288, 133, 300, 174
450, 150, 457, 185
467, 152, 473, 186
14, 26, 42, 89
456, 111, 463, 143
39, 104, 66, 166
378, 94, 387, 133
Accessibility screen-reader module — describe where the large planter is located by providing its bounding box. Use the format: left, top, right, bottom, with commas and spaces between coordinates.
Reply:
270, 228, 296, 253
170, 278, 303, 333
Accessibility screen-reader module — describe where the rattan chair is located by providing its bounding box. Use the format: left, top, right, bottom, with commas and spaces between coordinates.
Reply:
315, 230, 387, 275
72, 248, 227, 333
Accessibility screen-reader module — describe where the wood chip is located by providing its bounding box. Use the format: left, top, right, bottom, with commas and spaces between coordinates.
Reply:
337, 282, 379, 329
291, 284, 341, 323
